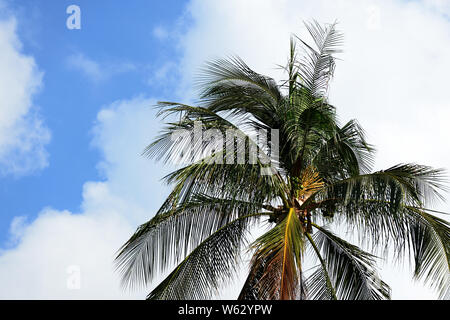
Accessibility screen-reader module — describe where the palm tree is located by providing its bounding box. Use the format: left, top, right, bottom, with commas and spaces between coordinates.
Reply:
115, 21, 450, 300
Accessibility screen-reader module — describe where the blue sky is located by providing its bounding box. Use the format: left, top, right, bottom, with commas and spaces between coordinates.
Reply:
0, 0, 186, 244
0, 0, 448, 299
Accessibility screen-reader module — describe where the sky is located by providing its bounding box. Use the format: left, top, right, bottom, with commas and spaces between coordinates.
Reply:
0, 0, 449, 299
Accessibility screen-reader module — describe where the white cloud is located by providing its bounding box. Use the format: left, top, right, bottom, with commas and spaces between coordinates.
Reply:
90, 97, 172, 223
423, 0, 450, 14
5, 215, 27, 246
0, 96, 166, 299
0, 17, 50, 176
146, 61, 178, 90
0, 203, 136, 299
66, 53, 102, 81
66, 53, 136, 83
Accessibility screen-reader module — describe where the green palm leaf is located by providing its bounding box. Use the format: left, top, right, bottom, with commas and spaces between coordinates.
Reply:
147, 213, 265, 299
116, 195, 267, 290
311, 224, 391, 300
248, 208, 306, 299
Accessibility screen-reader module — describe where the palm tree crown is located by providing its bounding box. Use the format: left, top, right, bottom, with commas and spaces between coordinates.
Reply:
115, 21, 450, 300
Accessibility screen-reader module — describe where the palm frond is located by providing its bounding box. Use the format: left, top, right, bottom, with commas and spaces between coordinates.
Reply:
312, 224, 391, 300
147, 213, 265, 299
285, 100, 337, 176
305, 266, 335, 300
312, 119, 375, 180
305, 232, 337, 300
197, 56, 282, 106
115, 194, 267, 290
406, 207, 450, 298
295, 20, 343, 98
325, 164, 447, 206
308, 164, 447, 251
248, 208, 306, 299
144, 102, 249, 164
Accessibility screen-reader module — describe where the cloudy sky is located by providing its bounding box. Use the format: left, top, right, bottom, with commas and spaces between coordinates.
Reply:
0, 0, 448, 299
